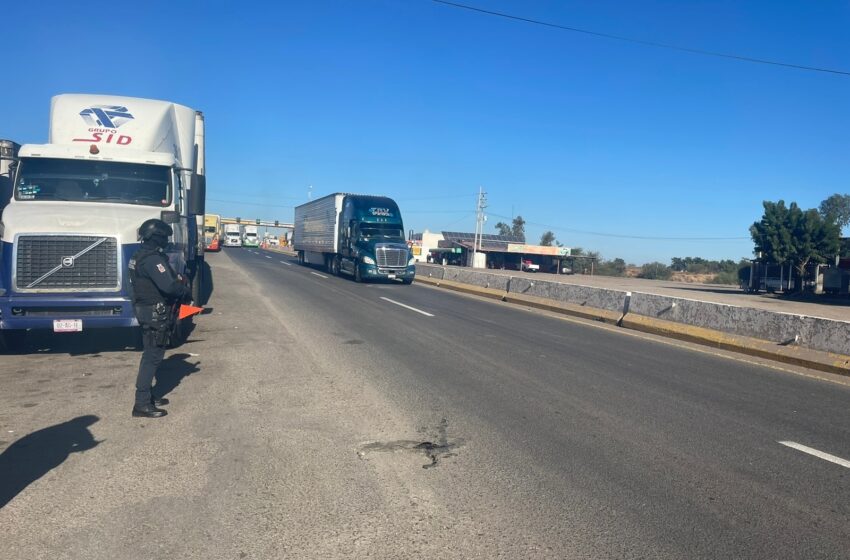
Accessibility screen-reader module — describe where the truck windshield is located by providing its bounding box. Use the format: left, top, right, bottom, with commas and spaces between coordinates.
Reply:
15, 158, 171, 207
359, 224, 404, 241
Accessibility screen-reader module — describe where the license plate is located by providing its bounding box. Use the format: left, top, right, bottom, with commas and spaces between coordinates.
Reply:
53, 319, 83, 333
388, 274, 397, 279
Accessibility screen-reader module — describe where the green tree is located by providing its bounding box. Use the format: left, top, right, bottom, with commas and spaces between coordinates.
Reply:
639, 262, 672, 280
819, 194, 850, 233
511, 215, 526, 241
494, 222, 511, 236
539, 231, 556, 246
596, 258, 627, 277
750, 200, 840, 290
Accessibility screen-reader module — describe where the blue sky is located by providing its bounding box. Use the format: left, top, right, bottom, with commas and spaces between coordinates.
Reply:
3, 0, 848, 264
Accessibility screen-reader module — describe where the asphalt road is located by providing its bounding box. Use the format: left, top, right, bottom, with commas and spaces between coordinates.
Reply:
1, 247, 848, 559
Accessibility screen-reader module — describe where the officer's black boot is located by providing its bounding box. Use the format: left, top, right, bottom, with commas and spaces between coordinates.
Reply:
132, 404, 168, 418
152, 396, 170, 406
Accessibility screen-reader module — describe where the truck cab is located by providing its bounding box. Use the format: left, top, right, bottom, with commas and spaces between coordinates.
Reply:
242, 225, 259, 248
337, 196, 414, 283
0, 94, 205, 341
223, 224, 242, 247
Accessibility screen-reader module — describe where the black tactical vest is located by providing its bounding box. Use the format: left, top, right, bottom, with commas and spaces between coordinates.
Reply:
129, 245, 167, 306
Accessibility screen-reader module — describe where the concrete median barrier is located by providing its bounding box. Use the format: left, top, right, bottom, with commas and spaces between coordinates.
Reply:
414, 263, 850, 373
628, 292, 850, 357
504, 292, 622, 325
415, 276, 506, 300
507, 276, 629, 314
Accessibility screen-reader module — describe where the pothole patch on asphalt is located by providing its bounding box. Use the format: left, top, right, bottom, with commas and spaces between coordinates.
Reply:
358, 419, 464, 469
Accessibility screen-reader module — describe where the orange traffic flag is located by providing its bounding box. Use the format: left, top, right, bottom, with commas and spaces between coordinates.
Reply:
178, 304, 204, 320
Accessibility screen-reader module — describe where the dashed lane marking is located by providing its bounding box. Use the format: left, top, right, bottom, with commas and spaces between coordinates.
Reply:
311, 272, 328, 279
280, 261, 292, 266
379, 297, 434, 317
265, 255, 272, 259
778, 441, 850, 469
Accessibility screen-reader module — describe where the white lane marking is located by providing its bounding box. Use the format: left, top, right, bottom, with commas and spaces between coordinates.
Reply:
778, 441, 850, 469
310, 272, 328, 279
379, 296, 434, 317
265, 255, 272, 259
280, 261, 292, 266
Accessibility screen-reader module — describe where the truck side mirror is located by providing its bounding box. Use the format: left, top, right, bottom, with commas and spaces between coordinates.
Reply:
188, 174, 206, 215
161, 210, 180, 224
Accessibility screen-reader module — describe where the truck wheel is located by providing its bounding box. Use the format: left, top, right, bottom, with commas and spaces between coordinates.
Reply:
168, 317, 191, 349
332, 256, 341, 276
354, 262, 363, 283
297, 251, 304, 265
192, 263, 204, 305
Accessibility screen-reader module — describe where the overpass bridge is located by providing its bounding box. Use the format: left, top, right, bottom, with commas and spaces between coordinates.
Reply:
221, 217, 294, 229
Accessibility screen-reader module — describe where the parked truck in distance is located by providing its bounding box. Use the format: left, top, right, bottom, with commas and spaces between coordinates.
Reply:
204, 214, 221, 251
0, 140, 20, 211
0, 94, 206, 347
243, 225, 259, 248
293, 193, 415, 283
223, 223, 242, 247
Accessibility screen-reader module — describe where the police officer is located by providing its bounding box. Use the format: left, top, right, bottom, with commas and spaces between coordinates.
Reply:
129, 219, 190, 418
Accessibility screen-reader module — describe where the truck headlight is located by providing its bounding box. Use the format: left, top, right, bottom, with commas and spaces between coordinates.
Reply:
361, 256, 375, 265
408, 257, 416, 265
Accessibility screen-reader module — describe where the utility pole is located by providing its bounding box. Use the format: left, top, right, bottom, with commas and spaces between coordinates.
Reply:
472, 186, 487, 267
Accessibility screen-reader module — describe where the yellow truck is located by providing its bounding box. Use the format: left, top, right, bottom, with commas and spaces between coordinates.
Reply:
204, 214, 221, 251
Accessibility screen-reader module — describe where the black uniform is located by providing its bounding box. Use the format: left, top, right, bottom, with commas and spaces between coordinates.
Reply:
129, 242, 190, 409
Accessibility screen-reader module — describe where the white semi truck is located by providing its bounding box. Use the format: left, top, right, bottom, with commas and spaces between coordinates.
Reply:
0, 94, 206, 346
224, 223, 242, 247
243, 225, 259, 248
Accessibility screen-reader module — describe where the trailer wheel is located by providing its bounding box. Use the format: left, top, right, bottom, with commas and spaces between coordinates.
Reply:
297, 251, 304, 265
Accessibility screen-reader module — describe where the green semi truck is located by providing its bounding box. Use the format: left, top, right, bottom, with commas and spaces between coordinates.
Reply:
293, 193, 415, 284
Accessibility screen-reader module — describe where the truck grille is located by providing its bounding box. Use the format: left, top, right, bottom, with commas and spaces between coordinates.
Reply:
375, 247, 408, 268
15, 235, 119, 291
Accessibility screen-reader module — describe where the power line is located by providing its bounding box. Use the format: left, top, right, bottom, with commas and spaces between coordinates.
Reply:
487, 212, 749, 241
431, 0, 850, 77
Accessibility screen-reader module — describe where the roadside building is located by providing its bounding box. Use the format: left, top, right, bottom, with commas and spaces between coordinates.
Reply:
414, 231, 577, 273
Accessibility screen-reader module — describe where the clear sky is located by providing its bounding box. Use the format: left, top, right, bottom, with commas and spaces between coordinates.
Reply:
3, 0, 848, 264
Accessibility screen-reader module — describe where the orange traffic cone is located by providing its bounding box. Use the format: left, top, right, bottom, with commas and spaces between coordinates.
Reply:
178, 304, 204, 320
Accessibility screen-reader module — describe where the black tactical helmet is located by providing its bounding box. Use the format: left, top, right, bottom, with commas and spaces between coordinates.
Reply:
138, 219, 173, 244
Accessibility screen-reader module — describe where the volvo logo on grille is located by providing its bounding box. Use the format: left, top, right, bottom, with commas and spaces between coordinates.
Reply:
61, 256, 75, 268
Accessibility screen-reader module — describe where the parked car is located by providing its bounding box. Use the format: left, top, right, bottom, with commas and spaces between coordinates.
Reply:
521, 259, 540, 272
